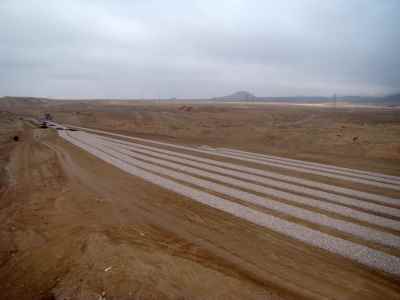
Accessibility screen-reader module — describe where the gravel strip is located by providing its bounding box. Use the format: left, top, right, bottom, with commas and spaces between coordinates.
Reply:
218, 147, 400, 184
214, 151, 400, 191
59, 130, 400, 276
63, 124, 400, 204
216, 148, 400, 187
93, 133, 400, 218
74, 132, 400, 248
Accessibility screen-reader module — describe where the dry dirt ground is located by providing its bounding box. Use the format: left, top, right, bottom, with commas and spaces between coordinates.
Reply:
48, 101, 400, 175
0, 101, 400, 299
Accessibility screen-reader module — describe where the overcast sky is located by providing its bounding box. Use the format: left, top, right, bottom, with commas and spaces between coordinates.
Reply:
1, 0, 399, 98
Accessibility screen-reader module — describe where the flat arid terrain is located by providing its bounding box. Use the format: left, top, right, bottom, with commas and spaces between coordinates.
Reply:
1, 99, 400, 299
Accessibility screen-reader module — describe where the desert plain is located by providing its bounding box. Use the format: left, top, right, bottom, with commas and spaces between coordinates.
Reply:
0, 98, 400, 299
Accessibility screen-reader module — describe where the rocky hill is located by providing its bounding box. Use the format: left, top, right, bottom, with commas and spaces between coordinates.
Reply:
218, 91, 257, 101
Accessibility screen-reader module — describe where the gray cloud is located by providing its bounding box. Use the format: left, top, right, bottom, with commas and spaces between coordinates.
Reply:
0, 0, 399, 98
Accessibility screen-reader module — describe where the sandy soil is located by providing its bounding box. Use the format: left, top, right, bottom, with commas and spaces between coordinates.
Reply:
0, 101, 400, 299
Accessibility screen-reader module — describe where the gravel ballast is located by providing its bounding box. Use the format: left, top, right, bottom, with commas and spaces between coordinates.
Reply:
65, 124, 400, 203
92, 133, 400, 218
59, 130, 400, 276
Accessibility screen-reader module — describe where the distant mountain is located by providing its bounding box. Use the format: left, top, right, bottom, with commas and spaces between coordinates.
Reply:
216, 92, 331, 103
381, 94, 400, 105
1, 93, 399, 107
257, 96, 330, 103
218, 91, 257, 101
332, 94, 400, 106
213, 92, 400, 106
